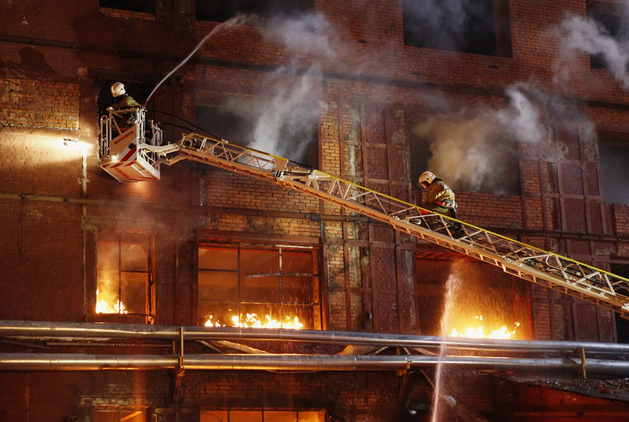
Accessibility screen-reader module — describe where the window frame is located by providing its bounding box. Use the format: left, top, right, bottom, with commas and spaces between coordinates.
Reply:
402, 0, 512, 57
195, 0, 315, 22
93, 230, 156, 324
587, 1, 628, 70
200, 408, 326, 422
99, 0, 155, 15
92, 408, 153, 422
197, 241, 323, 330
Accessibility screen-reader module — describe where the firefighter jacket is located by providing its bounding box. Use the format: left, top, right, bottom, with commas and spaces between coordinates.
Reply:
425, 179, 456, 209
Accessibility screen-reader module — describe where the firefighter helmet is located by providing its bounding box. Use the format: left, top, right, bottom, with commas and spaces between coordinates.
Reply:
111, 82, 126, 98
419, 171, 437, 188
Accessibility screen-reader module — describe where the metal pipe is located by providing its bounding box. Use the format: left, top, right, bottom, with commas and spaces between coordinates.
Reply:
0, 353, 628, 376
2, 320, 629, 355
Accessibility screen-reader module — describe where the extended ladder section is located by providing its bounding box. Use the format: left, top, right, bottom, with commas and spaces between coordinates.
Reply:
141, 132, 629, 318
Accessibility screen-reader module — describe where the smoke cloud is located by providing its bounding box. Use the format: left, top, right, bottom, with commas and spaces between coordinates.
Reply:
247, 14, 334, 159
413, 86, 543, 193
553, 11, 629, 90
209, 13, 334, 162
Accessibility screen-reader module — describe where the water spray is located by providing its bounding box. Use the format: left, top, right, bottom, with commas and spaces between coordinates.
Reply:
144, 14, 256, 106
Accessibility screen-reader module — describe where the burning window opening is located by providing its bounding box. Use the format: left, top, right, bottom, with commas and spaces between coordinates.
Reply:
416, 257, 532, 339
93, 409, 149, 422
96, 233, 153, 320
448, 315, 521, 339
198, 245, 322, 330
201, 409, 325, 422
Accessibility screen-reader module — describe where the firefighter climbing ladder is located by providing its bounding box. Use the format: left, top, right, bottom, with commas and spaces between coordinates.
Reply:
99, 118, 629, 319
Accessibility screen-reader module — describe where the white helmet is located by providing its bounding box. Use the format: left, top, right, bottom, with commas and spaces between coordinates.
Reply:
419, 171, 437, 188
111, 82, 126, 98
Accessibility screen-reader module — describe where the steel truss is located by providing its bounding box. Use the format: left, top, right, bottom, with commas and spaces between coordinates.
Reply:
146, 133, 629, 318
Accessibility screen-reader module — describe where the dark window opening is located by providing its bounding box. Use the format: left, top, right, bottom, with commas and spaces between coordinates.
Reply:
198, 244, 322, 330
99, 0, 155, 14
97, 80, 152, 116
196, 99, 319, 167
409, 116, 521, 194
96, 233, 154, 322
599, 134, 629, 205
587, 1, 628, 70
402, 0, 511, 57
196, 0, 314, 22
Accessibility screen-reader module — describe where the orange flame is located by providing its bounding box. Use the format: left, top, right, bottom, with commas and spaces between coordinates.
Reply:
95, 289, 128, 314
448, 315, 519, 339
204, 313, 304, 329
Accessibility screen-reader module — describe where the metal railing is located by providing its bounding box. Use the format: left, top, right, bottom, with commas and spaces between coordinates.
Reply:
153, 134, 629, 318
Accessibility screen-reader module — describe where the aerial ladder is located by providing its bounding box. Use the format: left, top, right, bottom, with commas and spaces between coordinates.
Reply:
99, 108, 629, 318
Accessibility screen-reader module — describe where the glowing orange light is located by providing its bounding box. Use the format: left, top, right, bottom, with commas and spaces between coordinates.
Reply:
448, 315, 519, 339
204, 313, 304, 329
95, 289, 128, 314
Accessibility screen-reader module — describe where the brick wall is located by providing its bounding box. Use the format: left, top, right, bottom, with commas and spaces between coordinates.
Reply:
2, 0, 629, 420
0, 78, 79, 130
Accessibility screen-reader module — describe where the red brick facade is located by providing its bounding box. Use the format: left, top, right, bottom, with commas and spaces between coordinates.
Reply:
1, 0, 629, 420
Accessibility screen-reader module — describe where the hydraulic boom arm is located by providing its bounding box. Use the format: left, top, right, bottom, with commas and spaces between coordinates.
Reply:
143, 132, 629, 318
97, 111, 629, 320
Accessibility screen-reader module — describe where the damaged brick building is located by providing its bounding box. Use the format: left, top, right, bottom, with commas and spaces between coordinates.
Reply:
2, 0, 629, 421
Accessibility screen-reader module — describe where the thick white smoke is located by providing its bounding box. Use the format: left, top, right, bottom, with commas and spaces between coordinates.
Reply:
246, 14, 334, 159
554, 12, 629, 90
215, 13, 334, 161
413, 86, 543, 193
247, 68, 320, 159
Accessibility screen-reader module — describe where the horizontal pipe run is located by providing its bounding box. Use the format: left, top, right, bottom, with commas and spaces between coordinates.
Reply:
2, 320, 629, 355
0, 353, 628, 376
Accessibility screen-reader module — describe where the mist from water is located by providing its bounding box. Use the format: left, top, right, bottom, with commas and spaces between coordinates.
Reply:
430, 261, 464, 422
145, 14, 255, 106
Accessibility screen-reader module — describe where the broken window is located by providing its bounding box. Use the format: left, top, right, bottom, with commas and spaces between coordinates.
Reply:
93, 409, 150, 422
195, 0, 314, 22
198, 245, 322, 329
195, 98, 319, 167
96, 233, 154, 322
587, 1, 629, 70
599, 133, 629, 205
99, 0, 155, 14
402, 0, 512, 57
201, 410, 326, 422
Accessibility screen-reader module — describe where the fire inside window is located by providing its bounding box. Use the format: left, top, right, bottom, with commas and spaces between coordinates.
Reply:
96, 233, 153, 319
201, 410, 325, 422
93, 409, 149, 422
195, 0, 315, 22
198, 245, 322, 329
402, 0, 512, 57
